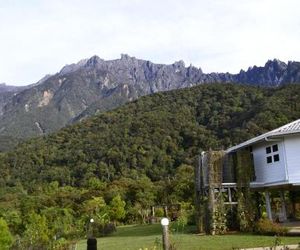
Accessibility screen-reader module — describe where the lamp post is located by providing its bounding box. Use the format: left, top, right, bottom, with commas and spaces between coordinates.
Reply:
87, 218, 97, 250
161, 217, 170, 250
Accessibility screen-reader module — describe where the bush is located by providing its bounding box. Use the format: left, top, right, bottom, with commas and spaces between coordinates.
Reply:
155, 207, 164, 217
52, 238, 75, 250
226, 206, 239, 230
170, 213, 188, 233
92, 222, 116, 237
254, 218, 288, 235
0, 218, 13, 250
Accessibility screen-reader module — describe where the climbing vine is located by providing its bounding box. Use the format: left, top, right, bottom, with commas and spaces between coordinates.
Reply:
207, 150, 224, 186
235, 149, 256, 232
212, 192, 227, 234
207, 150, 227, 234
197, 149, 259, 234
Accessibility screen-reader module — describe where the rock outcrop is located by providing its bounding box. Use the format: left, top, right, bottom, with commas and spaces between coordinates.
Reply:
0, 55, 299, 139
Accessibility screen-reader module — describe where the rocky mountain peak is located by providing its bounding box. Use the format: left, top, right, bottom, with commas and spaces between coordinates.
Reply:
1, 55, 299, 141
0, 83, 21, 93
60, 58, 88, 75
265, 59, 287, 70
120, 54, 135, 61
173, 60, 185, 69
85, 55, 104, 67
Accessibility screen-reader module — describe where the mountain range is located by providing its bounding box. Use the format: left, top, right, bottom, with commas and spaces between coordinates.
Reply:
0, 55, 300, 144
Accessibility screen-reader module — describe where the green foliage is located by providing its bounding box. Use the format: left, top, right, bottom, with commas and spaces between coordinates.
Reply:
41, 207, 74, 239
172, 165, 195, 203
202, 150, 227, 235
155, 208, 164, 217
254, 218, 288, 236
52, 238, 75, 250
235, 150, 256, 232
75, 223, 300, 250
0, 83, 300, 244
212, 193, 227, 235
82, 196, 107, 219
207, 151, 225, 186
0, 218, 13, 250
171, 213, 188, 233
2, 83, 300, 188
109, 195, 126, 223
236, 149, 254, 187
22, 212, 50, 249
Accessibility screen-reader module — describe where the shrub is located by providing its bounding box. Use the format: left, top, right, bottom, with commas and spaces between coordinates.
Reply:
254, 218, 288, 235
0, 218, 13, 250
170, 213, 188, 233
155, 208, 164, 218
92, 222, 116, 237
52, 238, 75, 250
226, 206, 239, 230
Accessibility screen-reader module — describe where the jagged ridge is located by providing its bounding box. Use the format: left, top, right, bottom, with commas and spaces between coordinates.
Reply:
0, 55, 299, 144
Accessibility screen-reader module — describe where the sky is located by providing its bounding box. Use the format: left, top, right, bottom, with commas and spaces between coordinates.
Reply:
0, 0, 299, 86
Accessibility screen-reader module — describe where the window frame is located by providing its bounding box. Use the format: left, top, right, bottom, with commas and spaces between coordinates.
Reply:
266, 144, 280, 164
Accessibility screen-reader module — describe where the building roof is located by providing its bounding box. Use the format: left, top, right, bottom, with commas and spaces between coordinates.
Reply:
227, 118, 300, 153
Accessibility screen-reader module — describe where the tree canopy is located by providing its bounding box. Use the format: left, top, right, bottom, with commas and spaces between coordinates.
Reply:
0, 83, 300, 247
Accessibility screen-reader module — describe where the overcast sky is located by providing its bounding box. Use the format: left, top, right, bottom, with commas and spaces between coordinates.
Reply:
1, 0, 299, 86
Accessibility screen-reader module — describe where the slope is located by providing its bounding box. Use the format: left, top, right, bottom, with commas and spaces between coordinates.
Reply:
0, 55, 300, 147
1, 83, 299, 188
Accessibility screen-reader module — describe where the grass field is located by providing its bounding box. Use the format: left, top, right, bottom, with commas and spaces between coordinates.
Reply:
77, 224, 300, 250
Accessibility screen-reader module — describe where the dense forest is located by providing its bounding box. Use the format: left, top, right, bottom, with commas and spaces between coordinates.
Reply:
0, 83, 300, 249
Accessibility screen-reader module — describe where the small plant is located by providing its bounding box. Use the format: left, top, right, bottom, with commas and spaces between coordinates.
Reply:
155, 208, 164, 218
52, 238, 74, 250
254, 218, 288, 236
170, 214, 188, 233
211, 192, 227, 235
274, 235, 282, 247
154, 237, 162, 249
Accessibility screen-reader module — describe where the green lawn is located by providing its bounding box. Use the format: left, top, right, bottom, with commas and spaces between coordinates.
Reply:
76, 224, 300, 250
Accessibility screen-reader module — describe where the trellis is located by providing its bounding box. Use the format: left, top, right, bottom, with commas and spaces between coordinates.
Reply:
195, 149, 257, 234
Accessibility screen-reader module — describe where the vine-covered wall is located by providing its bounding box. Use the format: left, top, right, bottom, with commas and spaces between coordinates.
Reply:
201, 151, 227, 234
197, 149, 259, 234
235, 149, 257, 231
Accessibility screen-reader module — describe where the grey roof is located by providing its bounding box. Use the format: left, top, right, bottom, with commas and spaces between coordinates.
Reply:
227, 118, 300, 152
277, 119, 300, 132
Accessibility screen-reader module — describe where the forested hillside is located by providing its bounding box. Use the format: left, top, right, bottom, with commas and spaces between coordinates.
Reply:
2, 83, 299, 186
0, 83, 299, 248
1, 55, 300, 143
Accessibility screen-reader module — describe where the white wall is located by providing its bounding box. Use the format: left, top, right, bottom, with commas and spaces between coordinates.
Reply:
252, 140, 287, 185
284, 135, 300, 183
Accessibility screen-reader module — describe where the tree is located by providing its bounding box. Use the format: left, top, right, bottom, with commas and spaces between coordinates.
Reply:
0, 218, 13, 250
22, 212, 50, 250
82, 196, 107, 219
109, 195, 126, 224
41, 207, 74, 240
172, 164, 195, 202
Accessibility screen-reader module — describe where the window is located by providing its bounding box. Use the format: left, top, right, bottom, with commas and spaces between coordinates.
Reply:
267, 156, 272, 163
272, 144, 278, 152
266, 144, 280, 164
273, 154, 280, 162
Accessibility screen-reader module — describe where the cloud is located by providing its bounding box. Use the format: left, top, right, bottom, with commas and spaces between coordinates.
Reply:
0, 0, 299, 85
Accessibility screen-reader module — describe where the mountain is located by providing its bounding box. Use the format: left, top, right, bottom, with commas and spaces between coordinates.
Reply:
237, 59, 300, 86
0, 83, 33, 114
1, 83, 300, 186
0, 83, 24, 116
0, 55, 300, 146
0, 83, 23, 93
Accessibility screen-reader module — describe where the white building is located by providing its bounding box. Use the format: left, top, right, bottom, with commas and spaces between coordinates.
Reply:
227, 118, 300, 221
